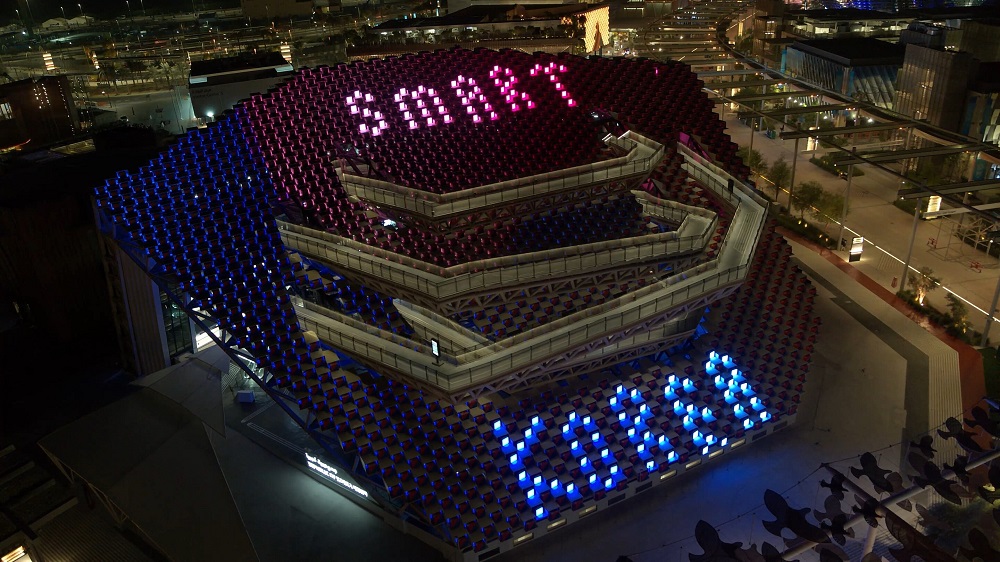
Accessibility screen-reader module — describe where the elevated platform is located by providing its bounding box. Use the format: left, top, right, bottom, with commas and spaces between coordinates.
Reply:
338, 132, 663, 223
280, 188, 715, 314
285, 143, 768, 402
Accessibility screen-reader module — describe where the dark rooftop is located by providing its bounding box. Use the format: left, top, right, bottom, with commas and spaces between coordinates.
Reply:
787, 8, 895, 20
791, 37, 905, 65
376, 3, 595, 30
189, 51, 289, 77
899, 6, 1000, 20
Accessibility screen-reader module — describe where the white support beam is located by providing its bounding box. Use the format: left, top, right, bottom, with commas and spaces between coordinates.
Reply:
923, 201, 1000, 219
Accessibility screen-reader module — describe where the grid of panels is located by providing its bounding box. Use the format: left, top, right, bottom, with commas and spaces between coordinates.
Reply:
96, 50, 816, 559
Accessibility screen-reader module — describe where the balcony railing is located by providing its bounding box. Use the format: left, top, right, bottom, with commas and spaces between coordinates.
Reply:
337, 131, 664, 219
279, 191, 715, 302
291, 141, 768, 395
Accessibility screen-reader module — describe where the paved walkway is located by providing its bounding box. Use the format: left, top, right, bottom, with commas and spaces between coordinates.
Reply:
784, 228, 986, 415
724, 115, 1000, 342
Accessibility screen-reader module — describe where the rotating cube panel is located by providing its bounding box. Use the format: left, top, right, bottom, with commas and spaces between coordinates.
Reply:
95, 109, 324, 377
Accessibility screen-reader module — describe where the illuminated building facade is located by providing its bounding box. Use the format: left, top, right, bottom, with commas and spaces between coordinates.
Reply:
785, 38, 905, 107
96, 49, 818, 560
895, 42, 977, 130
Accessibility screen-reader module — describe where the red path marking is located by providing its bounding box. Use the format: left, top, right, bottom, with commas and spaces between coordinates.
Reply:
777, 227, 986, 415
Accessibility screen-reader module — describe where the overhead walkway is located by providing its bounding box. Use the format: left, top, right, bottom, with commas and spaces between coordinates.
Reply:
778, 122, 908, 139
703, 79, 788, 89
714, 90, 819, 104
736, 103, 852, 119
897, 179, 1000, 199
288, 142, 769, 401
832, 143, 981, 166
669, 57, 734, 66
651, 44, 724, 52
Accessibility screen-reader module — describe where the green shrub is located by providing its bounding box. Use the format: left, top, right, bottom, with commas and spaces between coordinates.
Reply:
892, 198, 918, 215
774, 212, 836, 249
896, 289, 981, 344
808, 154, 864, 177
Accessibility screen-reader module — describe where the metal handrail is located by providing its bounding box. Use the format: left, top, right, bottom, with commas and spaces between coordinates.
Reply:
278, 188, 718, 301
337, 131, 664, 218
291, 141, 768, 393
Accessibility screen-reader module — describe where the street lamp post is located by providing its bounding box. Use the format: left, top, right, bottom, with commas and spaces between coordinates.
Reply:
838, 158, 854, 250
78, 3, 83, 16
60, 6, 66, 19
899, 197, 922, 293
788, 138, 799, 211
140, 0, 146, 16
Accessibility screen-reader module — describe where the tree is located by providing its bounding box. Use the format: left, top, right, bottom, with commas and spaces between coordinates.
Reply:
791, 180, 824, 219
811, 191, 845, 226
768, 157, 791, 199
946, 293, 970, 336
737, 147, 768, 178
911, 266, 940, 306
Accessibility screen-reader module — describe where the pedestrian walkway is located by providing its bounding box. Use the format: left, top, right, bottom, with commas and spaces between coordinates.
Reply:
726, 115, 1000, 339
783, 230, 983, 416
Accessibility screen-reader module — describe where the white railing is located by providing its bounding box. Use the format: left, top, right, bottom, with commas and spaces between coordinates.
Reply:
338, 131, 664, 218
289, 142, 769, 394
279, 191, 715, 301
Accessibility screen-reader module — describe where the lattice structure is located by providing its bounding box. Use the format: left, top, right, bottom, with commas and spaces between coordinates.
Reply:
95, 49, 818, 562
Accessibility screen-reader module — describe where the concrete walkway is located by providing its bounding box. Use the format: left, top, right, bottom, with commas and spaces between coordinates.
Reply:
725, 115, 1000, 342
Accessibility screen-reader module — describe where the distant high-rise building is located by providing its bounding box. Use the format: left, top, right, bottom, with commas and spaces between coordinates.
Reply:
751, 0, 787, 65
894, 43, 978, 129
899, 20, 962, 50
784, 38, 905, 107
187, 52, 294, 122
961, 62, 1000, 146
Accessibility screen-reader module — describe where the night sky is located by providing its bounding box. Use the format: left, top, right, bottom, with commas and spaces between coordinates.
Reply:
1, 0, 240, 23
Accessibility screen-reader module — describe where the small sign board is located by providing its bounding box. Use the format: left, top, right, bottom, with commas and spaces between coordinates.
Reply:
926, 195, 941, 216
849, 236, 864, 262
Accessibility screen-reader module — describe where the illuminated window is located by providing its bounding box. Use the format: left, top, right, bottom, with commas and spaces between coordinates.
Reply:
0, 102, 12, 121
